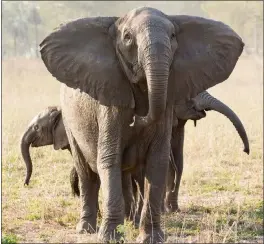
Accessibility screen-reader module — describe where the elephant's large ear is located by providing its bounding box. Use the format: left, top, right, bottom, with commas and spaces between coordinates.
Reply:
51, 111, 69, 150
168, 15, 244, 103
40, 17, 135, 108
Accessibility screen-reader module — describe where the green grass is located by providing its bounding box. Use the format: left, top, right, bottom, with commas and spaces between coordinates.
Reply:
2, 56, 263, 243
2, 234, 18, 244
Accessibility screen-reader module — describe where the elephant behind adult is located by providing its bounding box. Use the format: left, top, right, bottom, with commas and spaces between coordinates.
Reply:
131, 90, 250, 219
164, 90, 250, 213
39, 7, 244, 243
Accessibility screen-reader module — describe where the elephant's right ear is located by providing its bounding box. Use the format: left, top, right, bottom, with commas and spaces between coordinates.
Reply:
40, 17, 135, 108
168, 15, 244, 103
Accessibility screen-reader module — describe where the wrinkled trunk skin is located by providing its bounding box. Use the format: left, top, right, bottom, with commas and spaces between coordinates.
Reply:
20, 127, 33, 185
144, 61, 169, 122
194, 91, 250, 154
139, 31, 171, 125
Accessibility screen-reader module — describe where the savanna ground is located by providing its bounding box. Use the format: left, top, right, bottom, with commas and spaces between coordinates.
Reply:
2, 55, 263, 243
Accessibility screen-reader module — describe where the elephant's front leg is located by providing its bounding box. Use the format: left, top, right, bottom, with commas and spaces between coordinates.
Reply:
137, 111, 173, 243
97, 107, 131, 242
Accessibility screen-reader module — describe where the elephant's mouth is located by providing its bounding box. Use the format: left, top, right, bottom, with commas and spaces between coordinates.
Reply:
196, 110, 206, 117
31, 136, 39, 147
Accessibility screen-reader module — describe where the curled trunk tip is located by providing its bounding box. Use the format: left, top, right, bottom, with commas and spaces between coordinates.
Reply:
196, 91, 250, 155
244, 147, 250, 155
20, 131, 33, 186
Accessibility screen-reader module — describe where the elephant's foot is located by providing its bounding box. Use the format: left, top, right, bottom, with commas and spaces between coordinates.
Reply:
76, 218, 96, 234
136, 228, 165, 243
98, 220, 124, 243
165, 206, 181, 213
168, 202, 181, 213
171, 205, 181, 213
165, 200, 180, 213
165, 206, 181, 214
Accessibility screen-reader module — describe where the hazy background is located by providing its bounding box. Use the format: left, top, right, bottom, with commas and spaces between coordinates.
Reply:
2, 1, 263, 243
2, 1, 263, 58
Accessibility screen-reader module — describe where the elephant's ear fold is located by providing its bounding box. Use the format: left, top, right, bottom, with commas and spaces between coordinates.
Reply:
168, 15, 244, 103
51, 111, 69, 150
40, 17, 135, 108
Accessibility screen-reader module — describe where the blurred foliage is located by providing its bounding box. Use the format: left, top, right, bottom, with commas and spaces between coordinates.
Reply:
2, 1, 263, 58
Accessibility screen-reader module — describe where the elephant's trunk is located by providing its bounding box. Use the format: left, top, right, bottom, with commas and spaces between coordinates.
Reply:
194, 91, 250, 154
137, 31, 171, 125
20, 127, 34, 185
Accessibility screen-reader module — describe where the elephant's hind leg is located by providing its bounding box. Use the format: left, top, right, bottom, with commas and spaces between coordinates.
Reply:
166, 125, 184, 212
67, 130, 99, 234
76, 171, 100, 234
131, 166, 145, 228
137, 109, 173, 244
122, 172, 136, 223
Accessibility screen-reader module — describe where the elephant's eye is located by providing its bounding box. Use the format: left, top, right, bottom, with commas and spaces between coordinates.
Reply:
123, 32, 133, 45
171, 32, 176, 40
34, 124, 39, 131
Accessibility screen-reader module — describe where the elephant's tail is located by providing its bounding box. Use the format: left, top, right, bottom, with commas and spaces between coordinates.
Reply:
70, 167, 80, 197
169, 148, 178, 192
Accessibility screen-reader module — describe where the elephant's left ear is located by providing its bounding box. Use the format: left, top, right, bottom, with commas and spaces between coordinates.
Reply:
52, 112, 69, 150
168, 15, 244, 103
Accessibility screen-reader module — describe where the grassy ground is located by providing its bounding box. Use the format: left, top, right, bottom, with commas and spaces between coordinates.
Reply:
2, 55, 263, 243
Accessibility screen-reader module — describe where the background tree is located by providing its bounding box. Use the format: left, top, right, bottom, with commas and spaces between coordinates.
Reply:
28, 4, 42, 58
2, 1, 263, 59
2, 1, 29, 57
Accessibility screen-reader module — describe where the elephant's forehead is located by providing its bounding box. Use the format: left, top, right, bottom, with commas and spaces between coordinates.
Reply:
132, 16, 173, 35
28, 114, 40, 126
28, 111, 47, 126
124, 7, 171, 29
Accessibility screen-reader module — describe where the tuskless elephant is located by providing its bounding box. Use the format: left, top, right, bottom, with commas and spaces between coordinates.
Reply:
37, 7, 244, 243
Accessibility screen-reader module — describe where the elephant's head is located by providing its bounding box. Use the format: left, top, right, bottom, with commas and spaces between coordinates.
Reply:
21, 106, 69, 185
110, 8, 178, 124
174, 91, 250, 154
39, 7, 244, 127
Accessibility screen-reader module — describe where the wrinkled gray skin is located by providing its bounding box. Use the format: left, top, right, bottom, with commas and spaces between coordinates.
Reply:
39, 7, 244, 243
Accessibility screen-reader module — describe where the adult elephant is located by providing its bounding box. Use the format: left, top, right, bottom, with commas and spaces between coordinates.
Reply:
39, 7, 244, 243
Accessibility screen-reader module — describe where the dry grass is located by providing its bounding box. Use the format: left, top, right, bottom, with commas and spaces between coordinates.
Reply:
2, 55, 263, 243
